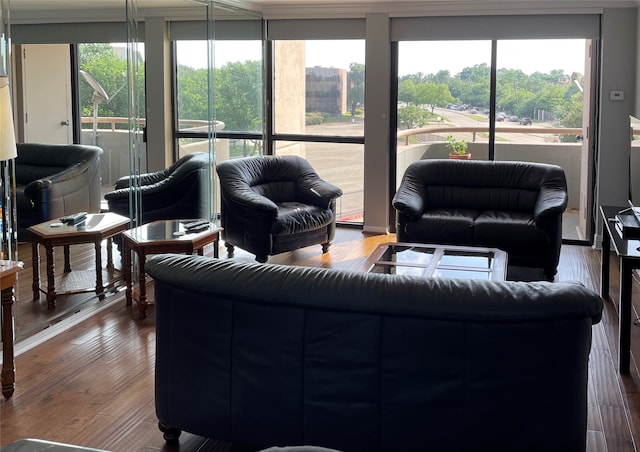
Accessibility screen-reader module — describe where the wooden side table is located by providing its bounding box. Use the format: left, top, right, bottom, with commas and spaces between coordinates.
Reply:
1, 260, 24, 399
122, 219, 222, 319
28, 213, 130, 309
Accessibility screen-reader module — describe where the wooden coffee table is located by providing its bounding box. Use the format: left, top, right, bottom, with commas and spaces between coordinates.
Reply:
28, 212, 130, 309
365, 242, 507, 281
121, 219, 222, 319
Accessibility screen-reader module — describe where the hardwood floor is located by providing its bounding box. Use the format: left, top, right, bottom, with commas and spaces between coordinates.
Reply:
1, 228, 639, 451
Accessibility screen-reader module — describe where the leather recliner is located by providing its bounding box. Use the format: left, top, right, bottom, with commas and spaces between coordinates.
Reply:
104, 152, 210, 233
393, 159, 568, 280
216, 155, 343, 263
15, 143, 103, 241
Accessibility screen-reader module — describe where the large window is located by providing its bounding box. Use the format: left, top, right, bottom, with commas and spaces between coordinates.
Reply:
272, 39, 365, 224
397, 40, 491, 162
175, 39, 263, 161
396, 38, 592, 241
78, 42, 145, 186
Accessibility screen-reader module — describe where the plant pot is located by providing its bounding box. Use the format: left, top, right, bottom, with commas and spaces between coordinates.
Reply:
449, 153, 472, 160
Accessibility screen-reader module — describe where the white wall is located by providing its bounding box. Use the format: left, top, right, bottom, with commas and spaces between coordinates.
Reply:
594, 8, 637, 245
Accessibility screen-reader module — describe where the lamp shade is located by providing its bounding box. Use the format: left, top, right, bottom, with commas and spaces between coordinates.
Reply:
0, 83, 17, 161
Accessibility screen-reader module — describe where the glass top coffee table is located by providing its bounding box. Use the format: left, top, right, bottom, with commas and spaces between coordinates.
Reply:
365, 242, 507, 281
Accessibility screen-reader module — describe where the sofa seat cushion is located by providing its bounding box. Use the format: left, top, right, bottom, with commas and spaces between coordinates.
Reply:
271, 202, 334, 235
474, 211, 549, 248
404, 208, 477, 244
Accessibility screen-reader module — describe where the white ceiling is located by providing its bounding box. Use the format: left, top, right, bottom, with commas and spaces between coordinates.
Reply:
4, 0, 640, 21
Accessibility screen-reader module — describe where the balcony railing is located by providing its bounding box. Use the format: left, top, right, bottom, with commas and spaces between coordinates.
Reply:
83, 116, 590, 230
397, 125, 583, 146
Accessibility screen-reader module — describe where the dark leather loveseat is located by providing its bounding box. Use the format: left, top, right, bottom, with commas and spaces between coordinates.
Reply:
15, 143, 103, 240
147, 253, 602, 452
393, 159, 568, 280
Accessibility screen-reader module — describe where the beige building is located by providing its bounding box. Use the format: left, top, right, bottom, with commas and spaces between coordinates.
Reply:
305, 66, 348, 116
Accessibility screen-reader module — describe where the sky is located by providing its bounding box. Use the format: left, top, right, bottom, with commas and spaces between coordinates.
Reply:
174, 38, 587, 77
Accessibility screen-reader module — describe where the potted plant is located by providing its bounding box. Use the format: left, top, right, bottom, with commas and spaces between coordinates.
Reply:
446, 135, 471, 160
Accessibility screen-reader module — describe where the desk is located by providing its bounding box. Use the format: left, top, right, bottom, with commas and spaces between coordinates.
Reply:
28, 213, 130, 309
1, 260, 24, 399
122, 219, 222, 319
600, 205, 640, 373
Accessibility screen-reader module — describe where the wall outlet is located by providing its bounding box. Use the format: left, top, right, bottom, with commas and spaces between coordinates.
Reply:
610, 90, 624, 101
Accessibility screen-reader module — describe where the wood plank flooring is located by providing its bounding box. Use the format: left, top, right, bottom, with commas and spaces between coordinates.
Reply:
1, 228, 639, 451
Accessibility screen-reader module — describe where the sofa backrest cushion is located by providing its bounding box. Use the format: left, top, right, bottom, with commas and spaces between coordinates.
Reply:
405, 159, 565, 213
217, 155, 320, 204
15, 143, 102, 185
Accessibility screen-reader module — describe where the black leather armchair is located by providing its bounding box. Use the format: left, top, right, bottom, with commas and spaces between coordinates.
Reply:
393, 159, 568, 280
15, 143, 103, 240
104, 152, 210, 228
216, 155, 343, 263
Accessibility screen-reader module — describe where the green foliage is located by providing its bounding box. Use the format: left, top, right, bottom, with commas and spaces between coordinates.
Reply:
306, 112, 323, 125
399, 62, 583, 127
177, 60, 263, 132
348, 62, 365, 117
80, 44, 263, 133
399, 79, 453, 113
446, 134, 468, 155
214, 60, 263, 131
79, 43, 134, 126
397, 105, 430, 129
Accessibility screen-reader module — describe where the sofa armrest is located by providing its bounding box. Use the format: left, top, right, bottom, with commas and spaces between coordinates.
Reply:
223, 186, 279, 215
534, 188, 568, 222
392, 176, 427, 221
298, 177, 343, 209
23, 161, 93, 198
113, 171, 168, 190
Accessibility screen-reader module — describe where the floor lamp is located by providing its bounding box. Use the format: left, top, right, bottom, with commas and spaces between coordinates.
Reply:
0, 81, 17, 261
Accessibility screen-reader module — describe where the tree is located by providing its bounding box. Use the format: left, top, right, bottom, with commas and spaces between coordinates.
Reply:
347, 62, 365, 117
415, 83, 453, 113
397, 104, 429, 129
398, 79, 417, 105
79, 44, 145, 122
79, 43, 132, 123
213, 60, 262, 131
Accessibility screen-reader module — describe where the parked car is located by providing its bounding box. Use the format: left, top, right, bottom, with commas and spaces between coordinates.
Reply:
508, 115, 519, 122
469, 108, 478, 114
496, 114, 505, 121
520, 117, 532, 125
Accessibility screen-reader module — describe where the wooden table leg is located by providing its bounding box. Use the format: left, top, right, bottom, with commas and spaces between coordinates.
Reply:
95, 239, 104, 300
214, 238, 219, 258
45, 245, 56, 309
124, 242, 132, 307
106, 237, 114, 269
63, 244, 71, 273
31, 241, 40, 300
138, 253, 148, 319
601, 218, 611, 299
1, 284, 16, 399
618, 258, 632, 373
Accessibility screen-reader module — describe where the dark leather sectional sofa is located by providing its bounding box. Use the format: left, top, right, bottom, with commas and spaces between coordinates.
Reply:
147, 253, 603, 452
393, 159, 568, 280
